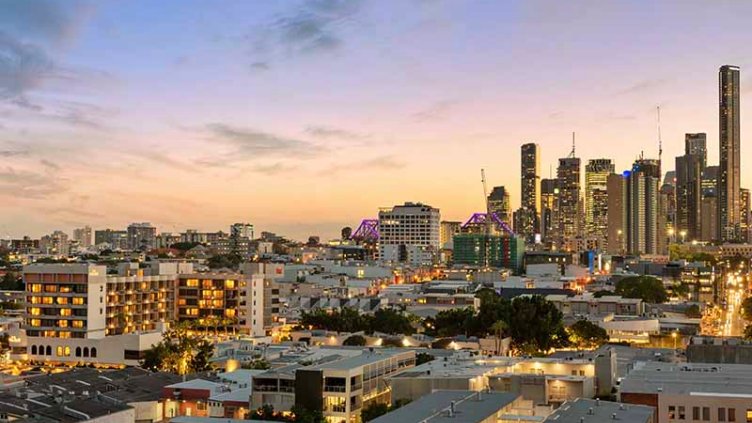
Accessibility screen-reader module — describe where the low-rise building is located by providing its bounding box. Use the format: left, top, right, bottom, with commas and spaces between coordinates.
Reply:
620, 361, 752, 423
545, 398, 655, 423
371, 390, 523, 423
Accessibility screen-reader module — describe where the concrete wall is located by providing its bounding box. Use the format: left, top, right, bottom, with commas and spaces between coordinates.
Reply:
687, 343, 752, 364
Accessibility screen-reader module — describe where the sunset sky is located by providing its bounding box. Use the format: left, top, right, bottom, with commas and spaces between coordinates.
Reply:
2, 0, 752, 240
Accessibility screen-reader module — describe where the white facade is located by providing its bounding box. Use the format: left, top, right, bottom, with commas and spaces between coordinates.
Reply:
378, 202, 440, 266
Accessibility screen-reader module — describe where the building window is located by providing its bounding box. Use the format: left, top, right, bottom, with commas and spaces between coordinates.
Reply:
31, 345, 37, 355
83, 347, 89, 357
703, 407, 710, 421
45, 346, 51, 356
75, 347, 81, 357
72, 297, 84, 305
728, 408, 735, 422
56, 346, 64, 357
679, 406, 685, 420
693, 407, 700, 420
91, 347, 97, 358
197, 402, 206, 411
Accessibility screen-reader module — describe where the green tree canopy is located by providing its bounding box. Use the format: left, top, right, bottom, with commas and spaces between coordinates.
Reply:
361, 403, 390, 422
568, 320, 609, 349
615, 276, 668, 304
343, 335, 367, 346
741, 298, 752, 321
508, 295, 570, 354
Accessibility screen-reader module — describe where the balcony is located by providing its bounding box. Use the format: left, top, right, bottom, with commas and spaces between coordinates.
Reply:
324, 385, 347, 393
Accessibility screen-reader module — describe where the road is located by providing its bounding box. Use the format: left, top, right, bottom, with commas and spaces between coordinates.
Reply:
721, 273, 747, 337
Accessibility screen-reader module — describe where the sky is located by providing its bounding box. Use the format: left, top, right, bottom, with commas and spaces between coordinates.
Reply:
2, 0, 752, 241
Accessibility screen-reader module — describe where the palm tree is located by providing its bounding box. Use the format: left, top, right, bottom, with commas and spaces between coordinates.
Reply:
490, 320, 508, 356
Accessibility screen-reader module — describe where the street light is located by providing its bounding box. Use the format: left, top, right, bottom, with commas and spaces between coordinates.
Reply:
679, 230, 687, 244
672, 331, 678, 350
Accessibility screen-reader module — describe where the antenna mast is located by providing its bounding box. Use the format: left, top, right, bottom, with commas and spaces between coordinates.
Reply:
570, 132, 576, 158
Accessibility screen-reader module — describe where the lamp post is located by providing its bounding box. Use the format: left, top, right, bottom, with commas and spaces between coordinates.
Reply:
680, 230, 687, 244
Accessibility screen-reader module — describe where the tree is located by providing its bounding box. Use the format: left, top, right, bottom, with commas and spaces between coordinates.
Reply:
242, 359, 271, 370
140, 321, 213, 375
741, 298, 752, 321
370, 309, 414, 335
744, 324, 752, 341
290, 405, 327, 423
490, 320, 508, 355
592, 290, 612, 298
361, 403, 390, 422
433, 308, 476, 337
0, 272, 22, 290
615, 276, 669, 304
508, 296, 570, 354
431, 338, 454, 349
568, 320, 609, 349
343, 335, 367, 346
207, 254, 242, 270
416, 352, 434, 365
685, 304, 702, 318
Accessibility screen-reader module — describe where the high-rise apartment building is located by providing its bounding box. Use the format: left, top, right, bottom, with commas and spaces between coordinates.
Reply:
676, 135, 705, 240
230, 223, 254, 239
585, 159, 614, 249
626, 159, 661, 255
540, 178, 558, 245
127, 222, 157, 251
488, 186, 512, 226
685, 133, 707, 168
556, 157, 581, 250
520, 143, 541, 240
72, 226, 93, 248
40, 230, 70, 256
606, 173, 627, 254
378, 202, 440, 266
741, 188, 751, 243
439, 221, 461, 249
718, 65, 741, 242
94, 229, 129, 250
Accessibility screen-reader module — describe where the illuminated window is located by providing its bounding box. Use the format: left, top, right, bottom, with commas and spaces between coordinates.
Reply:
212, 299, 223, 308
60, 309, 72, 317
64, 346, 70, 356
59, 285, 72, 293
42, 297, 54, 304
225, 280, 235, 289
202, 290, 212, 299
72, 298, 84, 305
30, 284, 42, 293
58, 320, 68, 328
202, 280, 214, 289
225, 309, 236, 318
178, 299, 187, 306
30, 319, 41, 327
72, 320, 84, 328
56, 346, 64, 356
44, 285, 58, 293
30, 308, 41, 316
187, 308, 199, 316
56, 297, 68, 305
185, 279, 199, 287
30, 296, 40, 304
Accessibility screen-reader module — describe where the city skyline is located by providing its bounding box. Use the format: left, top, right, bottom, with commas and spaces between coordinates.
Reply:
3, 1, 752, 241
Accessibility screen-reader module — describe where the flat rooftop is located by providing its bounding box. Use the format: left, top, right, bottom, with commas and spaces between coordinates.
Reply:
308, 349, 412, 371
545, 398, 654, 423
370, 390, 518, 423
620, 361, 752, 396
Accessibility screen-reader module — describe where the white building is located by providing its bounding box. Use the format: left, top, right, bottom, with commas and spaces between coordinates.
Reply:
378, 202, 440, 266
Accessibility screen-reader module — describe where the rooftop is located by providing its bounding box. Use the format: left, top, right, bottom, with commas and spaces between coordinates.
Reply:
545, 398, 654, 423
370, 390, 518, 423
620, 361, 752, 396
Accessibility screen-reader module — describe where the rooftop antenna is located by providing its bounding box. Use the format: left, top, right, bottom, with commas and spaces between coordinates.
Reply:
569, 132, 576, 158
657, 106, 663, 174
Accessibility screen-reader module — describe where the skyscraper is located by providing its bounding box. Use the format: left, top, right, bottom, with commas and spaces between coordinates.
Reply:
741, 188, 751, 243
606, 173, 627, 254
519, 143, 541, 240
676, 134, 705, 241
556, 156, 581, 250
585, 159, 614, 249
626, 159, 661, 255
488, 186, 512, 226
718, 65, 741, 242
378, 202, 440, 266
72, 226, 93, 248
540, 178, 558, 246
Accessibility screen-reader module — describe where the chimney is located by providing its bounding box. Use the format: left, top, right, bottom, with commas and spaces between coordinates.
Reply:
450, 401, 456, 416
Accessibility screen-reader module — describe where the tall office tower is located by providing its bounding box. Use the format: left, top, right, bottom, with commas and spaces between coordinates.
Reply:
540, 178, 558, 245
556, 157, 581, 250
72, 226, 92, 248
127, 222, 157, 251
439, 220, 462, 249
520, 143, 541, 239
378, 202, 440, 266
488, 186, 512, 225
585, 159, 614, 249
718, 65, 741, 242
741, 188, 751, 243
701, 194, 718, 242
606, 173, 627, 254
658, 182, 674, 254
685, 133, 707, 168
676, 154, 703, 240
626, 159, 661, 255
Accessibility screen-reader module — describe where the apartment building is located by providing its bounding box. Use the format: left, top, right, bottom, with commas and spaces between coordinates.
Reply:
15, 262, 267, 365
378, 202, 440, 266
620, 361, 752, 423
251, 348, 416, 423
545, 398, 655, 423
546, 294, 645, 317
177, 272, 264, 337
